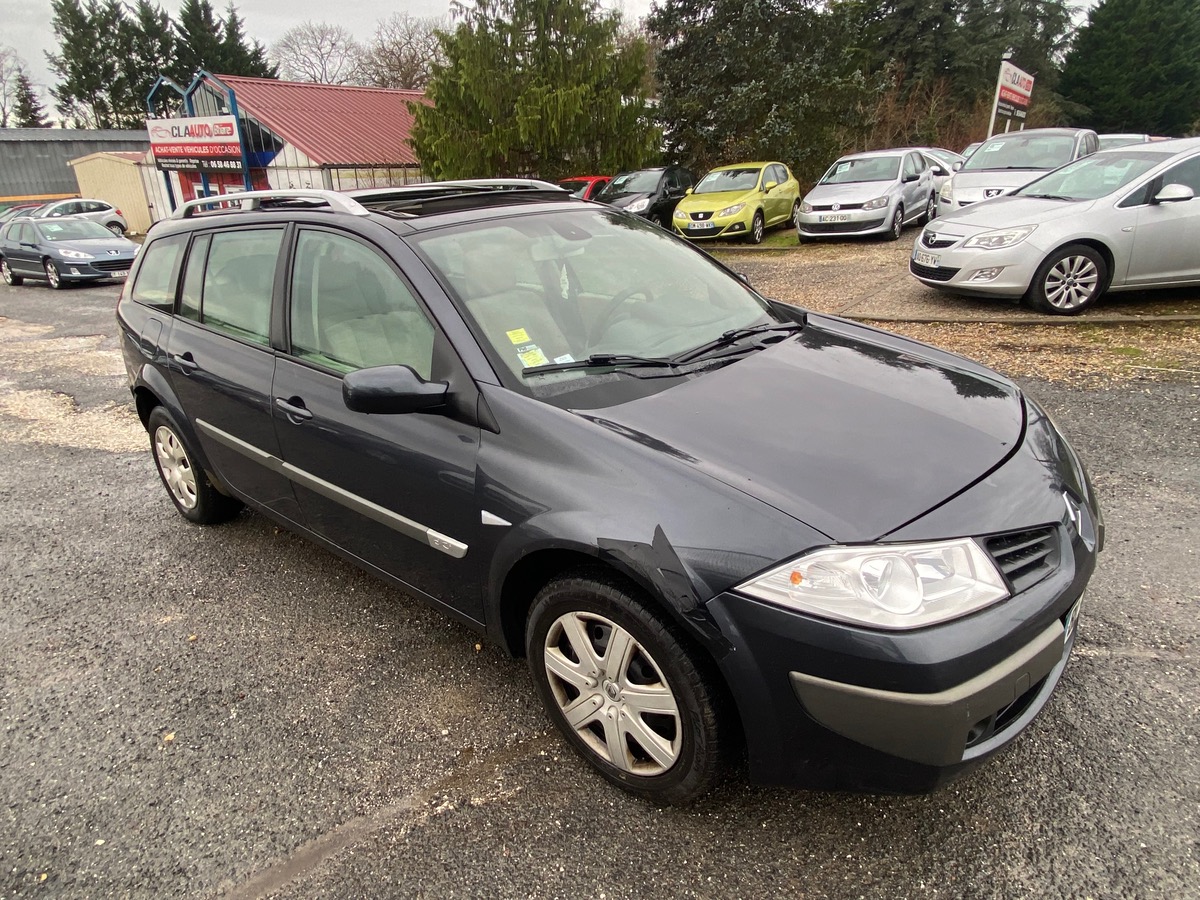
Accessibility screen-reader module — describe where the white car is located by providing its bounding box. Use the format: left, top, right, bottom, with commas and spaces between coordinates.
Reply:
939, 128, 1098, 213
910, 138, 1200, 314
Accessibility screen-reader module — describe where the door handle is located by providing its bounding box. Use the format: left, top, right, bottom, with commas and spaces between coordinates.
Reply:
169, 351, 198, 373
274, 396, 313, 422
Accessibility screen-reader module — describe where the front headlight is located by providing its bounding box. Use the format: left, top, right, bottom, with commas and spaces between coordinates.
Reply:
862, 196, 890, 210
963, 225, 1037, 250
717, 202, 746, 217
940, 178, 954, 202
734, 539, 1009, 630
800, 201, 813, 214
625, 198, 649, 213
673, 208, 687, 220
58, 249, 95, 260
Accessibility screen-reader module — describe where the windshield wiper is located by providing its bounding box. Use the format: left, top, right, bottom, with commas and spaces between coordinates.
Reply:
1021, 193, 1076, 201
522, 353, 680, 377
671, 321, 804, 364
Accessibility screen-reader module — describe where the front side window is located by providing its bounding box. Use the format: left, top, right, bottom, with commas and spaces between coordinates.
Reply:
1159, 156, 1200, 194
130, 234, 187, 310
597, 170, 663, 200
289, 229, 434, 378
199, 228, 283, 345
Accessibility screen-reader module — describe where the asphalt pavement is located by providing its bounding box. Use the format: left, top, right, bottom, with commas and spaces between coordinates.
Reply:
1, 279, 1197, 899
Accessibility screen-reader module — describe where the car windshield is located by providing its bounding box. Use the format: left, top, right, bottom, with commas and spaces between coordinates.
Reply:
1097, 135, 1145, 150
36, 220, 116, 241
819, 157, 900, 184
412, 209, 780, 401
1016, 150, 1175, 201
961, 135, 1077, 171
924, 149, 960, 167
597, 171, 661, 199
694, 168, 762, 193
558, 180, 590, 198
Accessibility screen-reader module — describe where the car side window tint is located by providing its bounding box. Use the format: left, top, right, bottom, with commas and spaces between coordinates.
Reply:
200, 228, 282, 346
179, 234, 211, 322
1160, 157, 1200, 193
288, 229, 434, 379
130, 234, 187, 310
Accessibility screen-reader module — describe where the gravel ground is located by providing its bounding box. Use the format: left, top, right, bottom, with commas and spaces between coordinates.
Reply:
1, 272, 1197, 900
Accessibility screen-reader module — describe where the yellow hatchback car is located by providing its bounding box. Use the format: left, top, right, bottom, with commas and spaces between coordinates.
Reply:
673, 162, 801, 243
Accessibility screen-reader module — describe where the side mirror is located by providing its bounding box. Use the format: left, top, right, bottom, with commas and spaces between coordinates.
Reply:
931, 165, 948, 177
1153, 183, 1194, 204
764, 181, 778, 192
952, 161, 963, 172
685, 187, 693, 195
343, 365, 448, 414
902, 173, 919, 183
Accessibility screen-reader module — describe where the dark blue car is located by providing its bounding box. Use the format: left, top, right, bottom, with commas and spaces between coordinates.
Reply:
0, 216, 139, 289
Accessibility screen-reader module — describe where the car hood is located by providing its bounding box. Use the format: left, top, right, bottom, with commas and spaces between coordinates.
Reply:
804, 182, 897, 205
51, 237, 138, 255
949, 169, 1050, 202
933, 195, 1096, 230
679, 190, 756, 212
579, 317, 1025, 542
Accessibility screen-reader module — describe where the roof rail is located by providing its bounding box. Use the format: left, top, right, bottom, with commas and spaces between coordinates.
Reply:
170, 189, 371, 220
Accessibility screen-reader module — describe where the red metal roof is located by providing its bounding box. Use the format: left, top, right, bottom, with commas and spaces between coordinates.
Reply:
212, 75, 431, 167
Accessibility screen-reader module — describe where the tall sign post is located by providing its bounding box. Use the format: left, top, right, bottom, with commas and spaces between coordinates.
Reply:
987, 59, 1035, 136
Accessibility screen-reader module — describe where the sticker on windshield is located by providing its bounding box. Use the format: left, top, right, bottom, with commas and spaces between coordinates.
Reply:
835, 163, 850, 174
516, 343, 550, 368
506, 327, 531, 344
553, 354, 575, 364
982, 142, 1004, 152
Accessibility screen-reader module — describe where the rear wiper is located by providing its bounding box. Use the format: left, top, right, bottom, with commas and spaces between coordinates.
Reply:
522, 353, 680, 377
671, 322, 804, 364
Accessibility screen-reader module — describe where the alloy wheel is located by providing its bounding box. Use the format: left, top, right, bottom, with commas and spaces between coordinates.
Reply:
44, 260, 60, 288
1043, 255, 1099, 310
106, 223, 124, 236
1, 259, 13, 285
154, 425, 198, 509
542, 610, 681, 776
752, 213, 764, 243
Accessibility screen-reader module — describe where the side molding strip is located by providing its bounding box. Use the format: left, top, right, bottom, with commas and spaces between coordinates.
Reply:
195, 418, 468, 559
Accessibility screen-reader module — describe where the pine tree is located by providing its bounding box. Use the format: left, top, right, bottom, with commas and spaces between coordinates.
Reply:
13, 70, 51, 127
411, 0, 657, 180
115, 0, 175, 123
46, 0, 127, 127
171, 0, 225, 83
220, 3, 277, 78
1060, 0, 1200, 135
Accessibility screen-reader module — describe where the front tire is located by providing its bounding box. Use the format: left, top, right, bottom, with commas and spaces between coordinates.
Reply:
526, 572, 731, 804
920, 192, 937, 225
885, 205, 904, 241
1026, 244, 1107, 315
44, 259, 64, 289
147, 406, 242, 524
747, 211, 765, 245
1, 257, 22, 286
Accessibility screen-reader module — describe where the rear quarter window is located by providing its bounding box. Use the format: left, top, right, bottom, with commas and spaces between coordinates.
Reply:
130, 234, 187, 310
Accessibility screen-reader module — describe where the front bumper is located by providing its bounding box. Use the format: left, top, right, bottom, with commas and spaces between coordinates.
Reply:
674, 209, 754, 240
705, 518, 1095, 793
58, 258, 134, 281
908, 232, 1044, 297
797, 206, 890, 238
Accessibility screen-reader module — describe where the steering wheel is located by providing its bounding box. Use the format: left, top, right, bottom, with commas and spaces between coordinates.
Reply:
587, 286, 655, 347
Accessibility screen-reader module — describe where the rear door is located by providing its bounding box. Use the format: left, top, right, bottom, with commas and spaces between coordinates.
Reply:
271, 226, 483, 618
165, 224, 303, 522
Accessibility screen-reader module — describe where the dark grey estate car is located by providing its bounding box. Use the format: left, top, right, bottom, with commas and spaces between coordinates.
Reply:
1, 217, 139, 289
117, 188, 1101, 803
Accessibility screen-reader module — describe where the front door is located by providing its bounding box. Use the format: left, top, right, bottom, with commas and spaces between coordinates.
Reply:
1127, 156, 1200, 285
271, 226, 483, 619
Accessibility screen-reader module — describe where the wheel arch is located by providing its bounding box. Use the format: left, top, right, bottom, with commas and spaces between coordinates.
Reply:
1041, 238, 1116, 292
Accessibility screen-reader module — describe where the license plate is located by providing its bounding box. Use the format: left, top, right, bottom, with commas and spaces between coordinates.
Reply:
111, 270, 130, 279
913, 250, 940, 267
819, 213, 851, 223
688, 221, 715, 230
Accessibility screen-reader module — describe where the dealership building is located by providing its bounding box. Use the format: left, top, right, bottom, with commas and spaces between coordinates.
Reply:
145, 73, 431, 209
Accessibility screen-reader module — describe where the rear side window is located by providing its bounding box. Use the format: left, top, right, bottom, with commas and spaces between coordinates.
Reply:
199, 228, 283, 346
130, 235, 186, 310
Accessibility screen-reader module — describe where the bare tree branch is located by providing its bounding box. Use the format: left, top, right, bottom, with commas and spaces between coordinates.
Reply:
357, 14, 445, 91
0, 46, 26, 127
271, 21, 363, 85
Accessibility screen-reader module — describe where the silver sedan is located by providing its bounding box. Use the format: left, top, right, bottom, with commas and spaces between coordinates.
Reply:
909, 138, 1200, 314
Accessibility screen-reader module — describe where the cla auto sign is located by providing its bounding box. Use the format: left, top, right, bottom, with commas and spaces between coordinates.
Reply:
988, 60, 1035, 135
146, 115, 244, 173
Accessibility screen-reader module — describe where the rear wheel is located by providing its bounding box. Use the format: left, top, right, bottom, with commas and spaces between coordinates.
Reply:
44, 259, 64, 289
1, 257, 22, 286
527, 572, 731, 804
747, 211, 765, 244
106, 222, 125, 236
1026, 244, 1107, 315
147, 406, 242, 524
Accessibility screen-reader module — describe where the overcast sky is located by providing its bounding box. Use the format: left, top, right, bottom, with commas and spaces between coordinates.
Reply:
2, 0, 655, 118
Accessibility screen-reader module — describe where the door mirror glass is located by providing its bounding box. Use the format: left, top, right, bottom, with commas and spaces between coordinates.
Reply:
1154, 183, 1195, 204
343, 365, 448, 414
